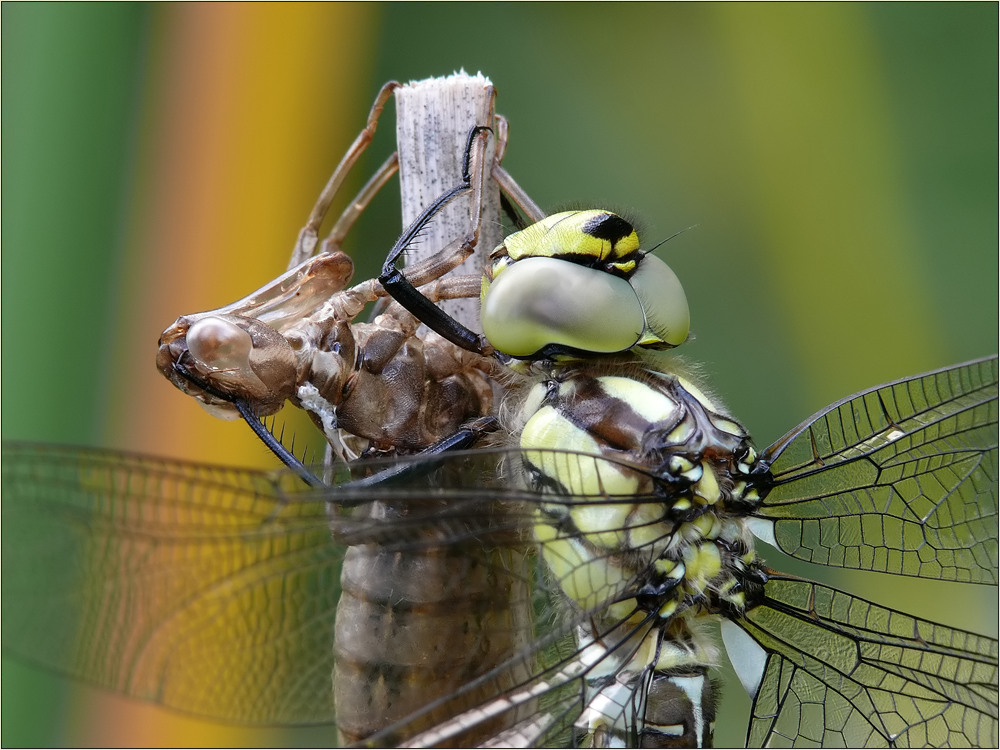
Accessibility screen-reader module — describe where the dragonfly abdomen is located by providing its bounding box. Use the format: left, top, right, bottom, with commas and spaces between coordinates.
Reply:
333, 500, 534, 746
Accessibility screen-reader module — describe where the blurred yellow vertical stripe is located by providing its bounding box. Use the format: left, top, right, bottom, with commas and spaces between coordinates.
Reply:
87, 4, 376, 745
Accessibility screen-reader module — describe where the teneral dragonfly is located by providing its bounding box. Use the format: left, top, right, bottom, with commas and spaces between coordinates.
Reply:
366, 156, 1000, 745
3, 82, 998, 747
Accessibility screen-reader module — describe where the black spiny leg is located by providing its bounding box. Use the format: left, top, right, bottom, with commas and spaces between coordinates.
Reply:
379, 125, 493, 355
346, 416, 499, 489
173, 358, 326, 488
177, 349, 498, 490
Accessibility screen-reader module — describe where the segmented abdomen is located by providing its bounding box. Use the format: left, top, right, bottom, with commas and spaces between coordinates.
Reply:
333, 499, 533, 746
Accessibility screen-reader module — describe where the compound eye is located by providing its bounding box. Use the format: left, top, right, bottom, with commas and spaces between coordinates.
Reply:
630, 254, 689, 348
187, 316, 254, 375
481, 256, 646, 357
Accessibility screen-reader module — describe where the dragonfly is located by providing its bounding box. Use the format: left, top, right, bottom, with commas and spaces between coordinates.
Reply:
3, 82, 998, 747
364, 137, 999, 745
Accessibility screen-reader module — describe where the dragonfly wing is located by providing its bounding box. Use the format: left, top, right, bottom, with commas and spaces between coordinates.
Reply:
1, 442, 606, 745
721, 573, 999, 748
756, 356, 998, 582
1, 442, 342, 725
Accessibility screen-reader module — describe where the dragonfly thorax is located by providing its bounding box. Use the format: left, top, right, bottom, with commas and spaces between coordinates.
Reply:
509, 360, 764, 653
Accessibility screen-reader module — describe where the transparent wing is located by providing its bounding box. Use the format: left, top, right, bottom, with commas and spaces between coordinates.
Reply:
0, 442, 660, 746
756, 356, 998, 582
7, 432, 997, 748
722, 573, 999, 748
1, 442, 344, 725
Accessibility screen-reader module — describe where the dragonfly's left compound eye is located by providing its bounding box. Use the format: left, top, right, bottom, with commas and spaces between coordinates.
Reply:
481, 256, 648, 357
628, 253, 689, 349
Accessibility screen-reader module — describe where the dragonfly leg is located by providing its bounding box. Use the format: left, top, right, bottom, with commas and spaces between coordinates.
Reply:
172, 356, 324, 487
379, 125, 495, 356
345, 415, 499, 489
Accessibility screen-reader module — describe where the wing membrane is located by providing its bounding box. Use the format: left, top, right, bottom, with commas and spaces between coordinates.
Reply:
0, 442, 654, 744
758, 356, 998, 582
731, 574, 999, 748
2, 442, 345, 725
7, 428, 997, 747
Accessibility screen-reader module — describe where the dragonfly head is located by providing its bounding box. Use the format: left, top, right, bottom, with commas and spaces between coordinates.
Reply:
480, 210, 690, 361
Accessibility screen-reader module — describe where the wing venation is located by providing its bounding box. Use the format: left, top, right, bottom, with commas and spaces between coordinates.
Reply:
735, 574, 999, 748
759, 357, 998, 582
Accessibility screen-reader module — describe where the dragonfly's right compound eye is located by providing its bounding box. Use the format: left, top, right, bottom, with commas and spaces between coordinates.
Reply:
157, 313, 297, 418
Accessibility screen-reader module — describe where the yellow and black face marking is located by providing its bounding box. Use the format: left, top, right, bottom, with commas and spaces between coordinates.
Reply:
500, 210, 643, 272
481, 210, 690, 360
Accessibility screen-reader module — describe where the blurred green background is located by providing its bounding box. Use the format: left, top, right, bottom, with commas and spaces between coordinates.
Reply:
3, 4, 996, 747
